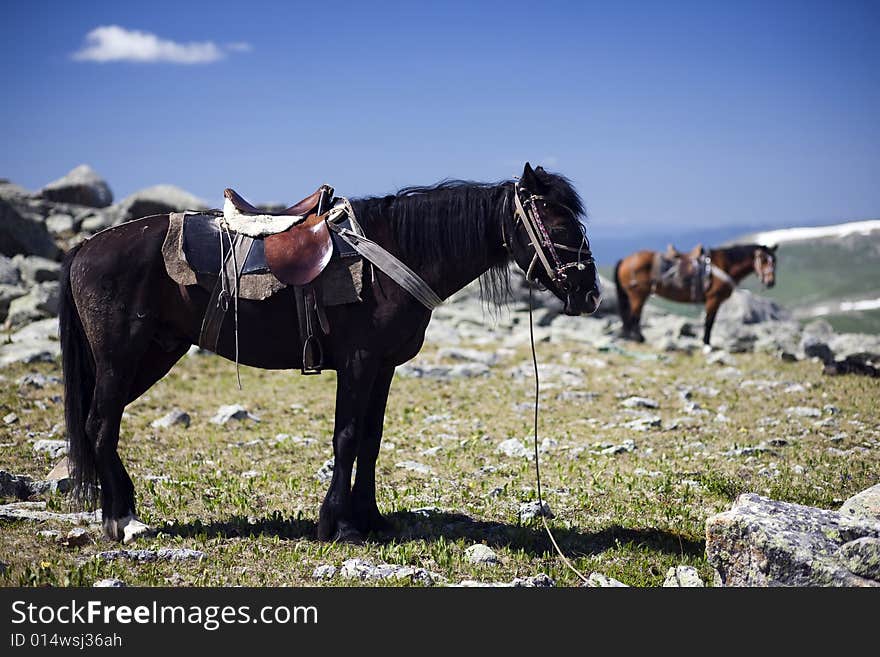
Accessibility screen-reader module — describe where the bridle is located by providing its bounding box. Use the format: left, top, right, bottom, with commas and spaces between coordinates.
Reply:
753, 248, 775, 286
508, 181, 594, 292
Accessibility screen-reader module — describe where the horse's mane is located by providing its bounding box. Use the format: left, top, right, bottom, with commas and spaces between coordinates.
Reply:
711, 243, 763, 264
351, 170, 585, 306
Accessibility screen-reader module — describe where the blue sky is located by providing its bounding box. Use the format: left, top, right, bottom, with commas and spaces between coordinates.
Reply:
2, 0, 878, 235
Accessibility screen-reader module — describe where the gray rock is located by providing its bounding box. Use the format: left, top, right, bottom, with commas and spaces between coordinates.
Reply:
837, 538, 880, 580
662, 565, 705, 587
519, 500, 554, 522
210, 404, 259, 424
315, 458, 334, 483
839, 484, 880, 523
0, 340, 59, 367
45, 213, 75, 236
93, 578, 126, 587
37, 529, 61, 541
339, 558, 440, 586
599, 439, 636, 455
0, 471, 35, 499
786, 406, 821, 418
0, 283, 28, 322
18, 373, 54, 388
396, 362, 490, 380
312, 564, 337, 580
3, 412, 17, 425
97, 548, 206, 562
112, 185, 208, 225
40, 165, 112, 208
706, 493, 880, 586
394, 460, 434, 475
624, 416, 661, 431
465, 543, 499, 565
151, 409, 191, 429
34, 440, 67, 458
65, 527, 93, 547
510, 573, 555, 587
437, 347, 498, 365
0, 197, 60, 259
0, 179, 33, 200
0, 255, 20, 285
715, 289, 791, 325
0, 501, 101, 524
12, 255, 60, 284
4, 282, 60, 329
584, 572, 629, 587
620, 396, 659, 409
497, 438, 532, 459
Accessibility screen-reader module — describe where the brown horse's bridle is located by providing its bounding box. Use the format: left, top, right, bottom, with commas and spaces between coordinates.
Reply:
510, 182, 593, 291
754, 249, 775, 286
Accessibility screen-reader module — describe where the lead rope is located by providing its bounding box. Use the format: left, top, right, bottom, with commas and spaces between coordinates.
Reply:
528, 285, 590, 585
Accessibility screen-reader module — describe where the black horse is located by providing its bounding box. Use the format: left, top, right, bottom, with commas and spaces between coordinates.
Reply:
59, 163, 600, 543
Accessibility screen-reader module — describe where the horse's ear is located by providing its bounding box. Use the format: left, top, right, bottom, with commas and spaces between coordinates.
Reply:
521, 162, 538, 187
535, 165, 546, 174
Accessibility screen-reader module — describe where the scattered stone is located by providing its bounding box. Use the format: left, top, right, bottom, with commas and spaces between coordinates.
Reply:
3, 412, 17, 425
420, 446, 443, 457
0, 198, 60, 260
497, 438, 532, 459
97, 548, 206, 563
241, 470, 260, 479
312, 564, 337, 580
620, 396, 659, 409
663, 565, 705, 587
33, 439, 67, 458
12, 254, 60, 284
584, 572, 629, 587
37, 529, 61, 542
339, 558, 440, 586
112, 185, 208, 225
17, 372, 60, 388
151, 409, 191, 429
210, 404, 260, 425
599, 439, 636, 455
511, 573, 555, 587
837, 538, 880, 581
465, 543, 499, 565
839, 484, 880, 523
396, 362, 490, 380
93, 578, 126, 588
40, 164, 112, 208
45, 213, 75, 236
519, 500, 554, 522
395, 461, 434, 475
315, 458, 334, 483
786, 406, 821, 418
0, 501, 101, 524
706, 493, 880, 586
0, 254, 21, 285
624, 416, 661, 431
437, 347, 498, 365
4, 281, 60, 329
64, 527, 93, 547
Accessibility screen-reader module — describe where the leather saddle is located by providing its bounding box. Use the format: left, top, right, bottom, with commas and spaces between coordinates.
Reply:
182, 186, 335, 287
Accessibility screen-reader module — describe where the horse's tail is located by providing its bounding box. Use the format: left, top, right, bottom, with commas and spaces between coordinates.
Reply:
614, 259, 630, 325
59, 243, 98, 510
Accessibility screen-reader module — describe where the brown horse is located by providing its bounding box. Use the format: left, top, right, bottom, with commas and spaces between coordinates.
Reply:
613, 243, 777, 345
59, 163, 601, 544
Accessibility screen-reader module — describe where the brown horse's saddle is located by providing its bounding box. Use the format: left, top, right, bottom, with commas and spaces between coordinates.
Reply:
653, 244, 711, 301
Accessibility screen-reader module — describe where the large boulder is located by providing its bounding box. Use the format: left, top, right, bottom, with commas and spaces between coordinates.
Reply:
714, 289, 791, 325
39, 165, 113, 208
0, 283, 28, 323
11, 255, 60, 284
0, 198, 60, 259
839, 485, 880, 523
3, 282, 60, 330
0, 318, 60, 367
112, 185, 209, 225
706, 493, 880, 586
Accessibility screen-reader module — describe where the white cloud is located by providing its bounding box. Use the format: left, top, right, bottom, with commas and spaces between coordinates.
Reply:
72, 25, 230, 64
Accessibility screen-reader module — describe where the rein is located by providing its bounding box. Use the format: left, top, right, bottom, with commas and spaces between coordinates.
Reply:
528, 286, 590, 585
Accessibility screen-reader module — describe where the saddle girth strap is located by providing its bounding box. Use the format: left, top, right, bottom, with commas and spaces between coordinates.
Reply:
198, 231, 255, 352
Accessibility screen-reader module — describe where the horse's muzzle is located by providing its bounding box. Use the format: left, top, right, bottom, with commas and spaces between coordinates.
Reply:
564, 287, 602, 316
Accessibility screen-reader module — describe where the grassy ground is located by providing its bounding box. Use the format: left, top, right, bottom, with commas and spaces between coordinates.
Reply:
1, 339, 878, 587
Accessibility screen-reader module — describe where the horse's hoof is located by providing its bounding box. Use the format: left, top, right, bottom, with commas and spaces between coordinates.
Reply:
702, 344, 714, 354
333, 525, 365, 544
105, 515, 153, 544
